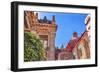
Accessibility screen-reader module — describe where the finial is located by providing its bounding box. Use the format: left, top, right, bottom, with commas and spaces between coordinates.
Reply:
52, 15, 55, 22
36, 13, 38, 18
73, 32, 78, 38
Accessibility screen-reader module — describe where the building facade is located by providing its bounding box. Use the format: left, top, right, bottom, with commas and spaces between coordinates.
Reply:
56, 32, 79, 60
72, 15, 91, 59
24, 11, 57, 60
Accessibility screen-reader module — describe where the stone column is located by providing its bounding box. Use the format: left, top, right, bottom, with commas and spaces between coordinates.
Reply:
48, 32, 55, 60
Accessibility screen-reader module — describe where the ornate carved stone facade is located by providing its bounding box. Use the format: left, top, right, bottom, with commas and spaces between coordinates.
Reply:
24, 11, 57, 60
73, 31, 90, 59
73, 15, 91, 59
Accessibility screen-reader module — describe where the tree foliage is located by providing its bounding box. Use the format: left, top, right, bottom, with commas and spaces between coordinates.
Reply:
24, 31, 46, 62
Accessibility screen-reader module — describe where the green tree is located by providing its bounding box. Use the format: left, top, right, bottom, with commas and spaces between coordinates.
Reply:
24, 31, 46, 62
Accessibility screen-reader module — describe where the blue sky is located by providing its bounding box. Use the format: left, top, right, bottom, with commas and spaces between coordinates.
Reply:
37, 12, 87, 48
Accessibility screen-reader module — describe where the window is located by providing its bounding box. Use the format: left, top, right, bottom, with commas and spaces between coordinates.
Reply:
39, 35, 48, 49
